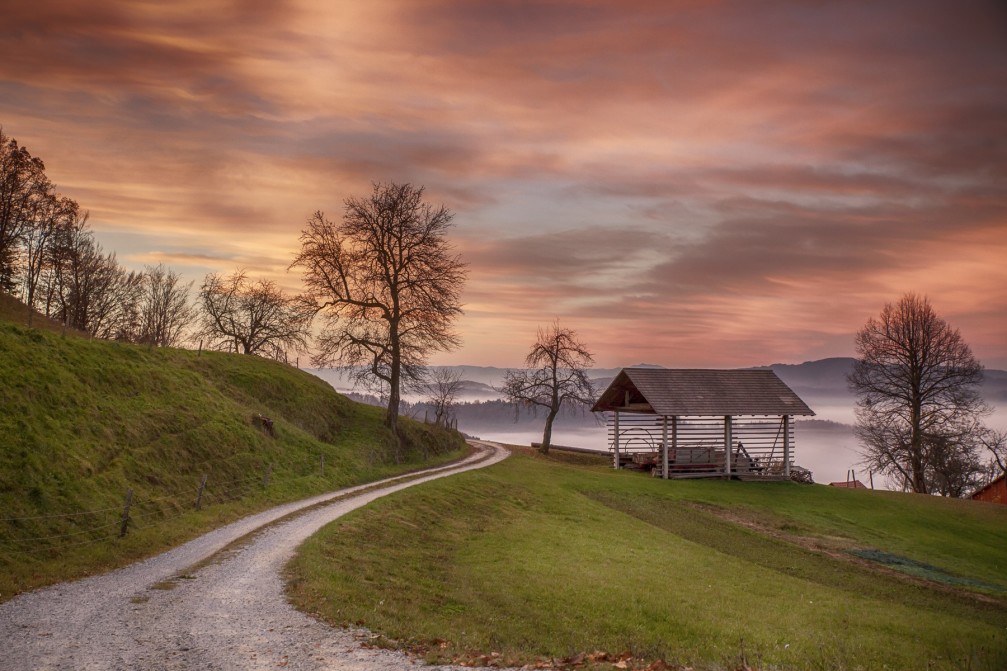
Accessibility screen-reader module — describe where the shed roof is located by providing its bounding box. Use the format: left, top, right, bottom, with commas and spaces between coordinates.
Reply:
970, 473, 1006, 501
591, 368, 815, 417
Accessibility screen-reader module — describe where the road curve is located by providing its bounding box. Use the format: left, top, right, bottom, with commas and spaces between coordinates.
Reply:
0, 441, 510, 670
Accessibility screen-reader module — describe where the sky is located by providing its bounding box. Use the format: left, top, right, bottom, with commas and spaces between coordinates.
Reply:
2, 0, 1006, 369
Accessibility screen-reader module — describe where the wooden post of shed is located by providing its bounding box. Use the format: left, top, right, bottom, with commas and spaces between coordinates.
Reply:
613, 410, 620, 469
672, 416, 678, 479
724, 415, 733, 478
661, 416, 669, 480
783, 415, 791, 478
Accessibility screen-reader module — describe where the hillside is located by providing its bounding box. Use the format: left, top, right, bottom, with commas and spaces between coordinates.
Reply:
0, 315, 465, 600
289, 448, 1007, 671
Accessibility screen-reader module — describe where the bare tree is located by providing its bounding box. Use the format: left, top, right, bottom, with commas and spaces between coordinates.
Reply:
979, 428, 1007, 482
427, 367, 464, 427
291, 182, 467, 439
43, 216, 144, 339
137, 264, 195, 347
19, 193, 75, 326
197, 269, 312, 357
0, 129, 50, 292
502, 321, 596, 455
924, 431, 987, 497
849, 293, 988, 494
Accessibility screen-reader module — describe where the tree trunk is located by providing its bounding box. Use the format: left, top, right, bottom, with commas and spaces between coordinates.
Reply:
910, 398, 927, 493
540, 409, 559, 455
386, 326, 402, 462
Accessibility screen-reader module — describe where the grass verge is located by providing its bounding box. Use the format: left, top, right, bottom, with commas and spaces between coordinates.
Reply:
1, 318, 466, 600
287, 448, 1007, 671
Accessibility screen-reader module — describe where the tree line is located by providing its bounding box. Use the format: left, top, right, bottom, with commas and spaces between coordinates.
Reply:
1, 129, 194, 345
4, 129, 1003, 492
1, 129, 469, 452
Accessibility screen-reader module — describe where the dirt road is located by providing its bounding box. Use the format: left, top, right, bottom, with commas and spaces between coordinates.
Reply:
0, 441, 509, 670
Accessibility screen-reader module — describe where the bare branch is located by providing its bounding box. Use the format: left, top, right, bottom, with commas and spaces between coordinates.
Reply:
501, 321, 596, 454
849, 293, 989, 495
197, 269, 312, 358
291, 182, 467, 440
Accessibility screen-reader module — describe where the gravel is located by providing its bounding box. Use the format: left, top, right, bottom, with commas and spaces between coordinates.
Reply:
0, 441, 511, 670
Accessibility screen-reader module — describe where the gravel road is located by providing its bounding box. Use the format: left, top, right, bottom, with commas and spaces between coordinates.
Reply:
0, 441, 510, 670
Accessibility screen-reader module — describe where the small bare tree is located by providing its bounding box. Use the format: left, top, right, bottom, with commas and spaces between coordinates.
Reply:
291, 182, 467, 439
19, 193, 76, 326
46, 217, 143, 339
427, 367, 464, 427
502, 321, 596, 455
849, 293, 988, 494
197, 270, 312, 356
138, 264, 195, 348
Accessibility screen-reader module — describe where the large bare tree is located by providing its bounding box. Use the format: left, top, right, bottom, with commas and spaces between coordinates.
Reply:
197, 270, 312, 358
291, 182, 466, 437
848, 293, 988, 494
502, 321, 596, 455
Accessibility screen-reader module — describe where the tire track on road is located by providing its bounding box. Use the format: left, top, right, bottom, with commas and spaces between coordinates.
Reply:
0, 441, 510, 670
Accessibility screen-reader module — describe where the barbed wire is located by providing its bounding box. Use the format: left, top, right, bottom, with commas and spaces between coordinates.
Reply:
0, 505, 122, 523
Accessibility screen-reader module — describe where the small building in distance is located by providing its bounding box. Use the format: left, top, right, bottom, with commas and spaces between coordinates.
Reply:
829, 480, 868, 489
971, 473, 1006, 505
592, 368, 814, 480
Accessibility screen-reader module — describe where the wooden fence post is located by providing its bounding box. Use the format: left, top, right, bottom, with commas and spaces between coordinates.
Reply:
120, 488, 133, 537
319, 454, 325, 477
263, 464, 272, 488
195, 474, 208, 510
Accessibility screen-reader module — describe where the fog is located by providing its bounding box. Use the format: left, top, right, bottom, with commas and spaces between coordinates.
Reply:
307, 365, 1004, 490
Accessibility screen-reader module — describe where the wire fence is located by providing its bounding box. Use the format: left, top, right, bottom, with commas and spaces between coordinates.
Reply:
0, 453, 335, 556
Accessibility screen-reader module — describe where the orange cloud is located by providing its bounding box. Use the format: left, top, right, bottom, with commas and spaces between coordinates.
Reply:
1, 0, 1005, 368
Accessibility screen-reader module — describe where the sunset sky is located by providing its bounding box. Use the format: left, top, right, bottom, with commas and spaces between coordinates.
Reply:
3, 0, 1005, 369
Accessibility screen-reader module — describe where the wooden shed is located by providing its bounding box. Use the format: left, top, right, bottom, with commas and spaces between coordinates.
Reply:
971, 474, 1006, 505
592, 368, 815, 479
829, 480, 868, 489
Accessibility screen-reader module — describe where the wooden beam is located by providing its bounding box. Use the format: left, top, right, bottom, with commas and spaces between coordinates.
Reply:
724, 415, 732, 478
661, 416, 668, 480
620, 402, 655, 412
783, 415, 791, 478
671, 416, 679, 480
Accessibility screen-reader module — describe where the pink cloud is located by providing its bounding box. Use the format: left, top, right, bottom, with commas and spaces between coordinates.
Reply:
1, 0, 1005, 368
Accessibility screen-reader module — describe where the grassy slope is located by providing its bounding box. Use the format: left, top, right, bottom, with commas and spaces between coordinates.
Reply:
0, 317, 466, 600
288, 449, 1007, 671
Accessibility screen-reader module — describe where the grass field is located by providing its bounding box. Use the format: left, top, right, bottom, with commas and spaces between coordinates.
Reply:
0, 312, 466, 601
287, 448, 1007, 671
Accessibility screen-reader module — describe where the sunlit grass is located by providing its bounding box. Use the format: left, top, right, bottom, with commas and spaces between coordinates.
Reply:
0, 319, 466, 600
287, 449, 1007, 670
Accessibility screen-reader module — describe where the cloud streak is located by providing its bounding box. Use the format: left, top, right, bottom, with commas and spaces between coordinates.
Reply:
1, 0, 1005, 367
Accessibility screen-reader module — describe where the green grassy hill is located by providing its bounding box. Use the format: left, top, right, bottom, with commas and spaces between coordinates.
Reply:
0, 310, 465, 600
288, 448, 1007, 671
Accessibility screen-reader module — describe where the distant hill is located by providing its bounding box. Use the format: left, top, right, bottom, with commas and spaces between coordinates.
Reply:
311, 357, 1007, 418
764, 357, 1007, 407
